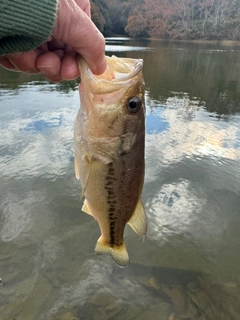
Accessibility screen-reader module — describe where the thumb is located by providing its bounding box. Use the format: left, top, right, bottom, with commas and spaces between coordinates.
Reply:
75, 0, 91, 17
53, 0, 106, 75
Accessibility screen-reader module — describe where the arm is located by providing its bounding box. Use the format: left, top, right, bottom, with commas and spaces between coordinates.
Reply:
0, 0, 106, 81
0, 0, 57, 55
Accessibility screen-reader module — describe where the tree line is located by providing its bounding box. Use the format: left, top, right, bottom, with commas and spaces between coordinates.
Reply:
90, 0, 240, 40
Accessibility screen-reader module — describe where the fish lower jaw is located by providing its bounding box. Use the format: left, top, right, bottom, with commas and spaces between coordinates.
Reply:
94, 236, 129, 268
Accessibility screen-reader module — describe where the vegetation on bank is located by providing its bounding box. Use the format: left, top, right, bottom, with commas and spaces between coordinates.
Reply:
90, 0, 240, 40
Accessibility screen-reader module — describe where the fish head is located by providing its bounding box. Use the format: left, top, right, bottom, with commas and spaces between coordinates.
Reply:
77, 55, 145, 144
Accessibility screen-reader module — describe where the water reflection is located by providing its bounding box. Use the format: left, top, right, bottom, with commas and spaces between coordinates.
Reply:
1, 38, 240, 319
105, 37, 153, 52
22, 116, 63, 132
106, 45, 152, 52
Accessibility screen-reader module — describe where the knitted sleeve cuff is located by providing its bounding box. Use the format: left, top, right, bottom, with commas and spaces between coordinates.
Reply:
0, 0, 58, 55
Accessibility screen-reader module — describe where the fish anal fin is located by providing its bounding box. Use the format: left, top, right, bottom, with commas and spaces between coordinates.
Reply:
128, 199, 147, 240
74, 154, 80, 180
81, 199, 93, 216
95, 236, 129, 267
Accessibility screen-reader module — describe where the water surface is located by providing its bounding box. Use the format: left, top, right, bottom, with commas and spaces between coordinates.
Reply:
1, 38, 240, 319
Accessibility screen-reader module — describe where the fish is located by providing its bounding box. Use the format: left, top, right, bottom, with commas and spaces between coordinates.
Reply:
74, 55, 147, 267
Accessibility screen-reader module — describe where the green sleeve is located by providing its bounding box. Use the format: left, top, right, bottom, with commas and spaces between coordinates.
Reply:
0, 0, 58, 56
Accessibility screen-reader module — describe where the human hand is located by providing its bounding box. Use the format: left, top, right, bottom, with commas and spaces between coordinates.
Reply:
0, 0, 106, 81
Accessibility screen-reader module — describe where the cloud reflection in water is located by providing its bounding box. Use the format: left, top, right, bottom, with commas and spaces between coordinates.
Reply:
144, 91, 240, 272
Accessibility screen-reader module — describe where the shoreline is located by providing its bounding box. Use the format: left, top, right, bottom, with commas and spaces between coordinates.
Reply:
142, 38, 240, 46
106, 35, 240, 46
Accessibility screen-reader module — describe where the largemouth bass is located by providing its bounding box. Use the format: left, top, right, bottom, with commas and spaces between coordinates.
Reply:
74, 55, 147, 267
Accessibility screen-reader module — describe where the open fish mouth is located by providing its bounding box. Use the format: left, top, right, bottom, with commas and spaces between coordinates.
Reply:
78, 55, 144, 95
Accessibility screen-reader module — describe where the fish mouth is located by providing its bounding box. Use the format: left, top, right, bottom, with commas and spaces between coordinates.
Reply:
104, 56, 144, 82
78, 55, 144, 95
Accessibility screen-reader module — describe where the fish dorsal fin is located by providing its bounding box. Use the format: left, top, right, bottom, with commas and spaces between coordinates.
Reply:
127, 199, 147, 240
82, 199, 93, 216
74, 154, 80, 180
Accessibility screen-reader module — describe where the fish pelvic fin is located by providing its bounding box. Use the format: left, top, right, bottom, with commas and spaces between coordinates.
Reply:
79, 156, 94, 199
127, 199, 147, 240
95, 236, 129, 267
81, 199, 93, 217
74, 154, 80, 180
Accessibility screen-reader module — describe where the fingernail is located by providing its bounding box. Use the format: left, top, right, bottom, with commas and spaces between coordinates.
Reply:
38, 65, 58, 76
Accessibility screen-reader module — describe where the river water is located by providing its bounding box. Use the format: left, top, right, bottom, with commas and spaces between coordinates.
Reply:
1, 38, 240, 319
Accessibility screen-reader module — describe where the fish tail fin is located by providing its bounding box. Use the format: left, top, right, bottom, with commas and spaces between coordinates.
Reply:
95, 236, 129, 268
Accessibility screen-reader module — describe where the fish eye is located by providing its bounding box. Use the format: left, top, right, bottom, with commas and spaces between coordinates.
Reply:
126, 96, 142, 114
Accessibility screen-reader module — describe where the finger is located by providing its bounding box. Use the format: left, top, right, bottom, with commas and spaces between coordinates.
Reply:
0, 56, 19, 71
47, 39, 66, 51
43, 74, 63, 82
60, 53, 79, 80
36, 67, 63, 82
73, 24, 106, 75
36, 51, 62, 79
75, 0, 91, 17
7, 51, 41, 74
38, 42, 49, 52
54, 0, 106, 75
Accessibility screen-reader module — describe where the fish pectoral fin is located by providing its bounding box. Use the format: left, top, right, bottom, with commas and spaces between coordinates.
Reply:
81, 199, 94, 217
89, 133, 135, 165
127, 199, 147, 240
80, 156, 94, 199
95, 236, 129, 267
74, 154, 80, 180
